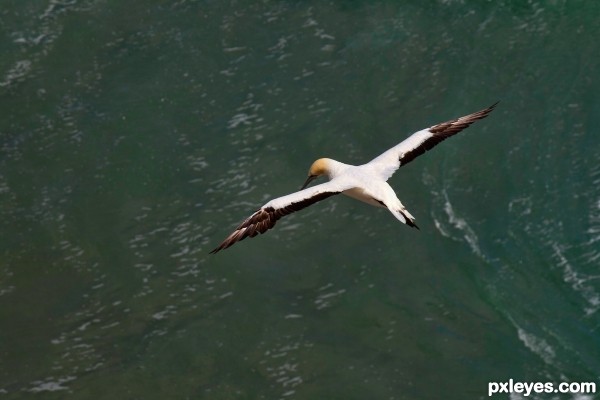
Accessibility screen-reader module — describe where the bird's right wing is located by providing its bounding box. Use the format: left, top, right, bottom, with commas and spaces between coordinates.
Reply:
210, 180, 355, 254
367, 103, 498, 181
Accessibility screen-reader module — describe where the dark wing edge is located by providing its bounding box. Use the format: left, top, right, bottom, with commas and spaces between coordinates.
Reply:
209, 191, 340, 254
399, 102, 498, 167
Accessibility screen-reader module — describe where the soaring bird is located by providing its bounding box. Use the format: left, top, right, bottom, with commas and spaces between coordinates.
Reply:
210, 103, 497, 253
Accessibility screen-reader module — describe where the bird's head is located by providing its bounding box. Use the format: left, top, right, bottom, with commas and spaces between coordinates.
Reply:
301, 158, 331, 189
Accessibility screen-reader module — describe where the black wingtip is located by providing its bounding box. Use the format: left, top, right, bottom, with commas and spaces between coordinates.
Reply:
477, 101, 499, 117
209, 245, 223, 254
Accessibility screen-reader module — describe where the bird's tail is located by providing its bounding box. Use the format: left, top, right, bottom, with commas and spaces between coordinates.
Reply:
389, 207, 420, 230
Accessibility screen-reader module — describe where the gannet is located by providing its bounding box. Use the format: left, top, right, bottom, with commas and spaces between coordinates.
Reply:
210, 103, 497, 253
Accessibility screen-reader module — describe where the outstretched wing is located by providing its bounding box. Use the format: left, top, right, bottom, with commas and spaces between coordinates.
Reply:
210, 180, 352, 254
367, 103, 498, 180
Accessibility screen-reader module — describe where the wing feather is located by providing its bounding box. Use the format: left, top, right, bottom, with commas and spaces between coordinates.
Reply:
368, 103, 498, 180
210, 182, 348, 253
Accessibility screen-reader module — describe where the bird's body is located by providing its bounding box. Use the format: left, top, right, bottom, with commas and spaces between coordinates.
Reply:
210, 103, 497, 253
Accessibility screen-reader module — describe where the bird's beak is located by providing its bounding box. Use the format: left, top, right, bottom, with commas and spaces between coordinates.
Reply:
301, 175, 317, 190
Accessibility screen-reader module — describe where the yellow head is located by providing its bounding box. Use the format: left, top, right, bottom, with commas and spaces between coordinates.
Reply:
301, 158, 330, 189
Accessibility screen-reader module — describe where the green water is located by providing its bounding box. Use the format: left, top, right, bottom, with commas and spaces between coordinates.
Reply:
1, 1, 599, 399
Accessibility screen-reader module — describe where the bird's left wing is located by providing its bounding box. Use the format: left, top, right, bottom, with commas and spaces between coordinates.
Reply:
210, 180, 354, 254
367, 103, 498, 181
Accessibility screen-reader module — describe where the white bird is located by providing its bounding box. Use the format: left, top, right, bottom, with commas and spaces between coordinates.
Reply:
210, 103, 497, 253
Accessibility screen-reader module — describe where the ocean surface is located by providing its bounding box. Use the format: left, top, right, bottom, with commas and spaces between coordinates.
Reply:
1, 1, 599, 399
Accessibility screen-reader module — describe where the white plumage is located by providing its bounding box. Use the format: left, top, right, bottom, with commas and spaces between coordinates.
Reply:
211, 103, 497, 253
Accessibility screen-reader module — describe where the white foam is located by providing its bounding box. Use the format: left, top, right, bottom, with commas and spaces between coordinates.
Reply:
552, 243, 600, 316
434, 189, 485, 258
516, 325, 556, 366
28, 376, 76, 393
